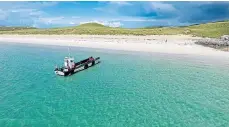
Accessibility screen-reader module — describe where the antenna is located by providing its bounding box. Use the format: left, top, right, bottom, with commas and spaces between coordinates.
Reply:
68, 43, 71, 57
68, 47, 70, 57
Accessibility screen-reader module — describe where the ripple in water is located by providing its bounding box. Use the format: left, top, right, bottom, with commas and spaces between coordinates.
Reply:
0, 43, 229, 127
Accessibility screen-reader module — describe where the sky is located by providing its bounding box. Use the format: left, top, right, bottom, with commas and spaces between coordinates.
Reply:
0, 1, 229, 28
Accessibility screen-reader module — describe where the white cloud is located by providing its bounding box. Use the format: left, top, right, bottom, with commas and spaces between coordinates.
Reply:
10, 9, 36, 13
107, 22, 122, 27
0, 9, 7, 20
109, 1, 132, 6
37, 16, 81, 25
0, 2, 58, 10
150, 2, 176, 12
114, 17, 158, 22
39, 2, 58, 7
38, 17, 64, 24
93, 7, 103, 11
69, 22, 76, 25
71, 16, 80, 19
0, 2, 178, 28
94, 1, 132, 14
29, 11, 44, 16
0, 2, 81, 27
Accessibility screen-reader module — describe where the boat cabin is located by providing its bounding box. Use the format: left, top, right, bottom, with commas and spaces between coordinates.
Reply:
64, 57, 75, 70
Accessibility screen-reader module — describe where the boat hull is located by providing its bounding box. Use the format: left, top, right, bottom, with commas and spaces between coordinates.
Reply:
55, 57, 100, 76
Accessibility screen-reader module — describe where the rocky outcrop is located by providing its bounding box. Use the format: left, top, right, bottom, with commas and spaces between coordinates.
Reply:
195, 38, 229, 46
195, 35, 229, 51
195, 35, 229, 46
220, 35, 229, 41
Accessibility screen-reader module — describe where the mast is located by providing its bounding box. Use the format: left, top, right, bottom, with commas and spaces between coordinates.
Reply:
68, 43, 71, 58
68, 47, 70, 57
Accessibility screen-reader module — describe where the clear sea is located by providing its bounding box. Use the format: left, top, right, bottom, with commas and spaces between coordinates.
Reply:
1, 42, 229, 127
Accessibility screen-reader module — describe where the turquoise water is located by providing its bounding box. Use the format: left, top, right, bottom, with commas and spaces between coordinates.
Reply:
1, 43, 229, 127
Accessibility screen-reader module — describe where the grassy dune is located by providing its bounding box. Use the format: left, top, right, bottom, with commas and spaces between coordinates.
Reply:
0, 26, 36, 31
0, 21, 229, 38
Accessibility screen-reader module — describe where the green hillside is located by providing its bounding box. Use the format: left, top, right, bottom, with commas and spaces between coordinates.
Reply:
76, 23, 108, 28
0, 26, 36, 31
0, 21, 229, 38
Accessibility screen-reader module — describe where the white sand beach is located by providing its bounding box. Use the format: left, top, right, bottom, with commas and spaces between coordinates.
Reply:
0, 34, 229, 58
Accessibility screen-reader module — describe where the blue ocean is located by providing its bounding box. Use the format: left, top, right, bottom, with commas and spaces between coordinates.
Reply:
1, 42, 229, 127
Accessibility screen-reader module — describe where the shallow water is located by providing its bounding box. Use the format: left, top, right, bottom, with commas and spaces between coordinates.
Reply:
1, 42, 229, 127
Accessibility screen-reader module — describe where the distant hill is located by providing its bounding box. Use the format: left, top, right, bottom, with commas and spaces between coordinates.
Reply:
77, 23, 108, 28
0, 21, 229, 38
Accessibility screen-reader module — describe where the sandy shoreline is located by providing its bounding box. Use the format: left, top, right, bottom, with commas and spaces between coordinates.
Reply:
1, 34, 229, 58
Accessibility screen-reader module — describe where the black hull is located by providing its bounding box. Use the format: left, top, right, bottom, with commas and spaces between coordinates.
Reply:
64, 61, 100, 76
55, 57, 100, 77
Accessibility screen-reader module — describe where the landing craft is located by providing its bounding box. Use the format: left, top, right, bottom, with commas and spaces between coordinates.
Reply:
54, 56, 100, 76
